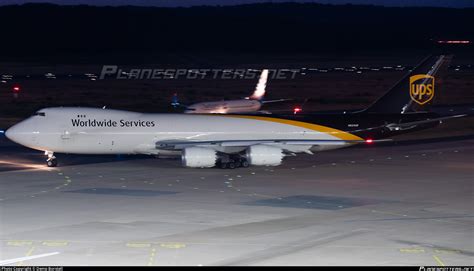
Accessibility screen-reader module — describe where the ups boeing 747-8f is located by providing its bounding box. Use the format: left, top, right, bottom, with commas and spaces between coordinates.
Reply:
5, 55, 465, 168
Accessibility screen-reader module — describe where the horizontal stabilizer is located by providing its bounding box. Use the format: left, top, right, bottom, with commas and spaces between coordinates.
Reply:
261, 98, 293, 104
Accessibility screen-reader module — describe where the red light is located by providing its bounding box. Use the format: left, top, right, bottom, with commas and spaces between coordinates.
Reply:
293, 107, 302, 114
12, 86, 20, 92
366, 138, 374, 144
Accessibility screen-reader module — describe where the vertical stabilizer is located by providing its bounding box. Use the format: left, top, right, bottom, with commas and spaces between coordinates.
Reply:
363, 55, 452, 114
250, 69, 269, 100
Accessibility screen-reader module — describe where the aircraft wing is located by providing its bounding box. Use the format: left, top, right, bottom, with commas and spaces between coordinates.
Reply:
156, 138, 390, 150
384, 114, 467, 131
155, 114, 466, 151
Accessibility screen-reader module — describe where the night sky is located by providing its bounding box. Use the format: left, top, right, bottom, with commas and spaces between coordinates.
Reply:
0, 0, 473, 8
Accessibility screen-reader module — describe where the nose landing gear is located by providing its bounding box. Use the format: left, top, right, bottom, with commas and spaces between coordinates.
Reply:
45, 151, 58, 167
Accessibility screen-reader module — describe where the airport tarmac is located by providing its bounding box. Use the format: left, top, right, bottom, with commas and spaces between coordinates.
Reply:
0, 134, 473, 266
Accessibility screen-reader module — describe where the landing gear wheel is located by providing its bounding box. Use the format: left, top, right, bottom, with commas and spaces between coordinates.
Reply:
241, 160, 250, 168
47, 158, 58, 167
228, 162, 236, 169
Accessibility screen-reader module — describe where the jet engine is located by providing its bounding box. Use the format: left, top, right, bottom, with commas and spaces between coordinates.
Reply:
181, 147, 217, 168
246, 145, 284, 166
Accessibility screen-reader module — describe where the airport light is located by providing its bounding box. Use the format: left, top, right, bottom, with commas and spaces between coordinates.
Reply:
437, 40, 470, 44
293, 107, 302, 114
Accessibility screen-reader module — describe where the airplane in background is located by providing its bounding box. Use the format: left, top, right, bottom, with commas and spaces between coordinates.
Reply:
171, 69, 289, 114
5, 55, 467, 169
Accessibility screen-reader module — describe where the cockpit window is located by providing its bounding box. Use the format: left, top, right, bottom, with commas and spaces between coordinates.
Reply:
33, 112, 46, 117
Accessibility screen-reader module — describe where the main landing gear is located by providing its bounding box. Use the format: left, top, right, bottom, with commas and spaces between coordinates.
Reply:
217, 155, 250, 169
45, 151, 58, 167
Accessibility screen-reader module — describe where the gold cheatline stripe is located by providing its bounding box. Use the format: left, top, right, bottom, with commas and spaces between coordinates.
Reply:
222, 115, 363, 141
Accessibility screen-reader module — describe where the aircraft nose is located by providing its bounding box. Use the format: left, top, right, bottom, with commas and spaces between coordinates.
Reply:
5, 125, 18, 141
5, 123, 31, 145
5, 126, 14, 140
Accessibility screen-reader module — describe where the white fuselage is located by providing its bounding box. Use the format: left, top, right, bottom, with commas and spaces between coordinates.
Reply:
185, 99, 262, 114
5, 107, 357, 156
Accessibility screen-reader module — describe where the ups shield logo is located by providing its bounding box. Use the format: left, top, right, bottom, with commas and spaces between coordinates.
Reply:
410, 74, 435, 105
